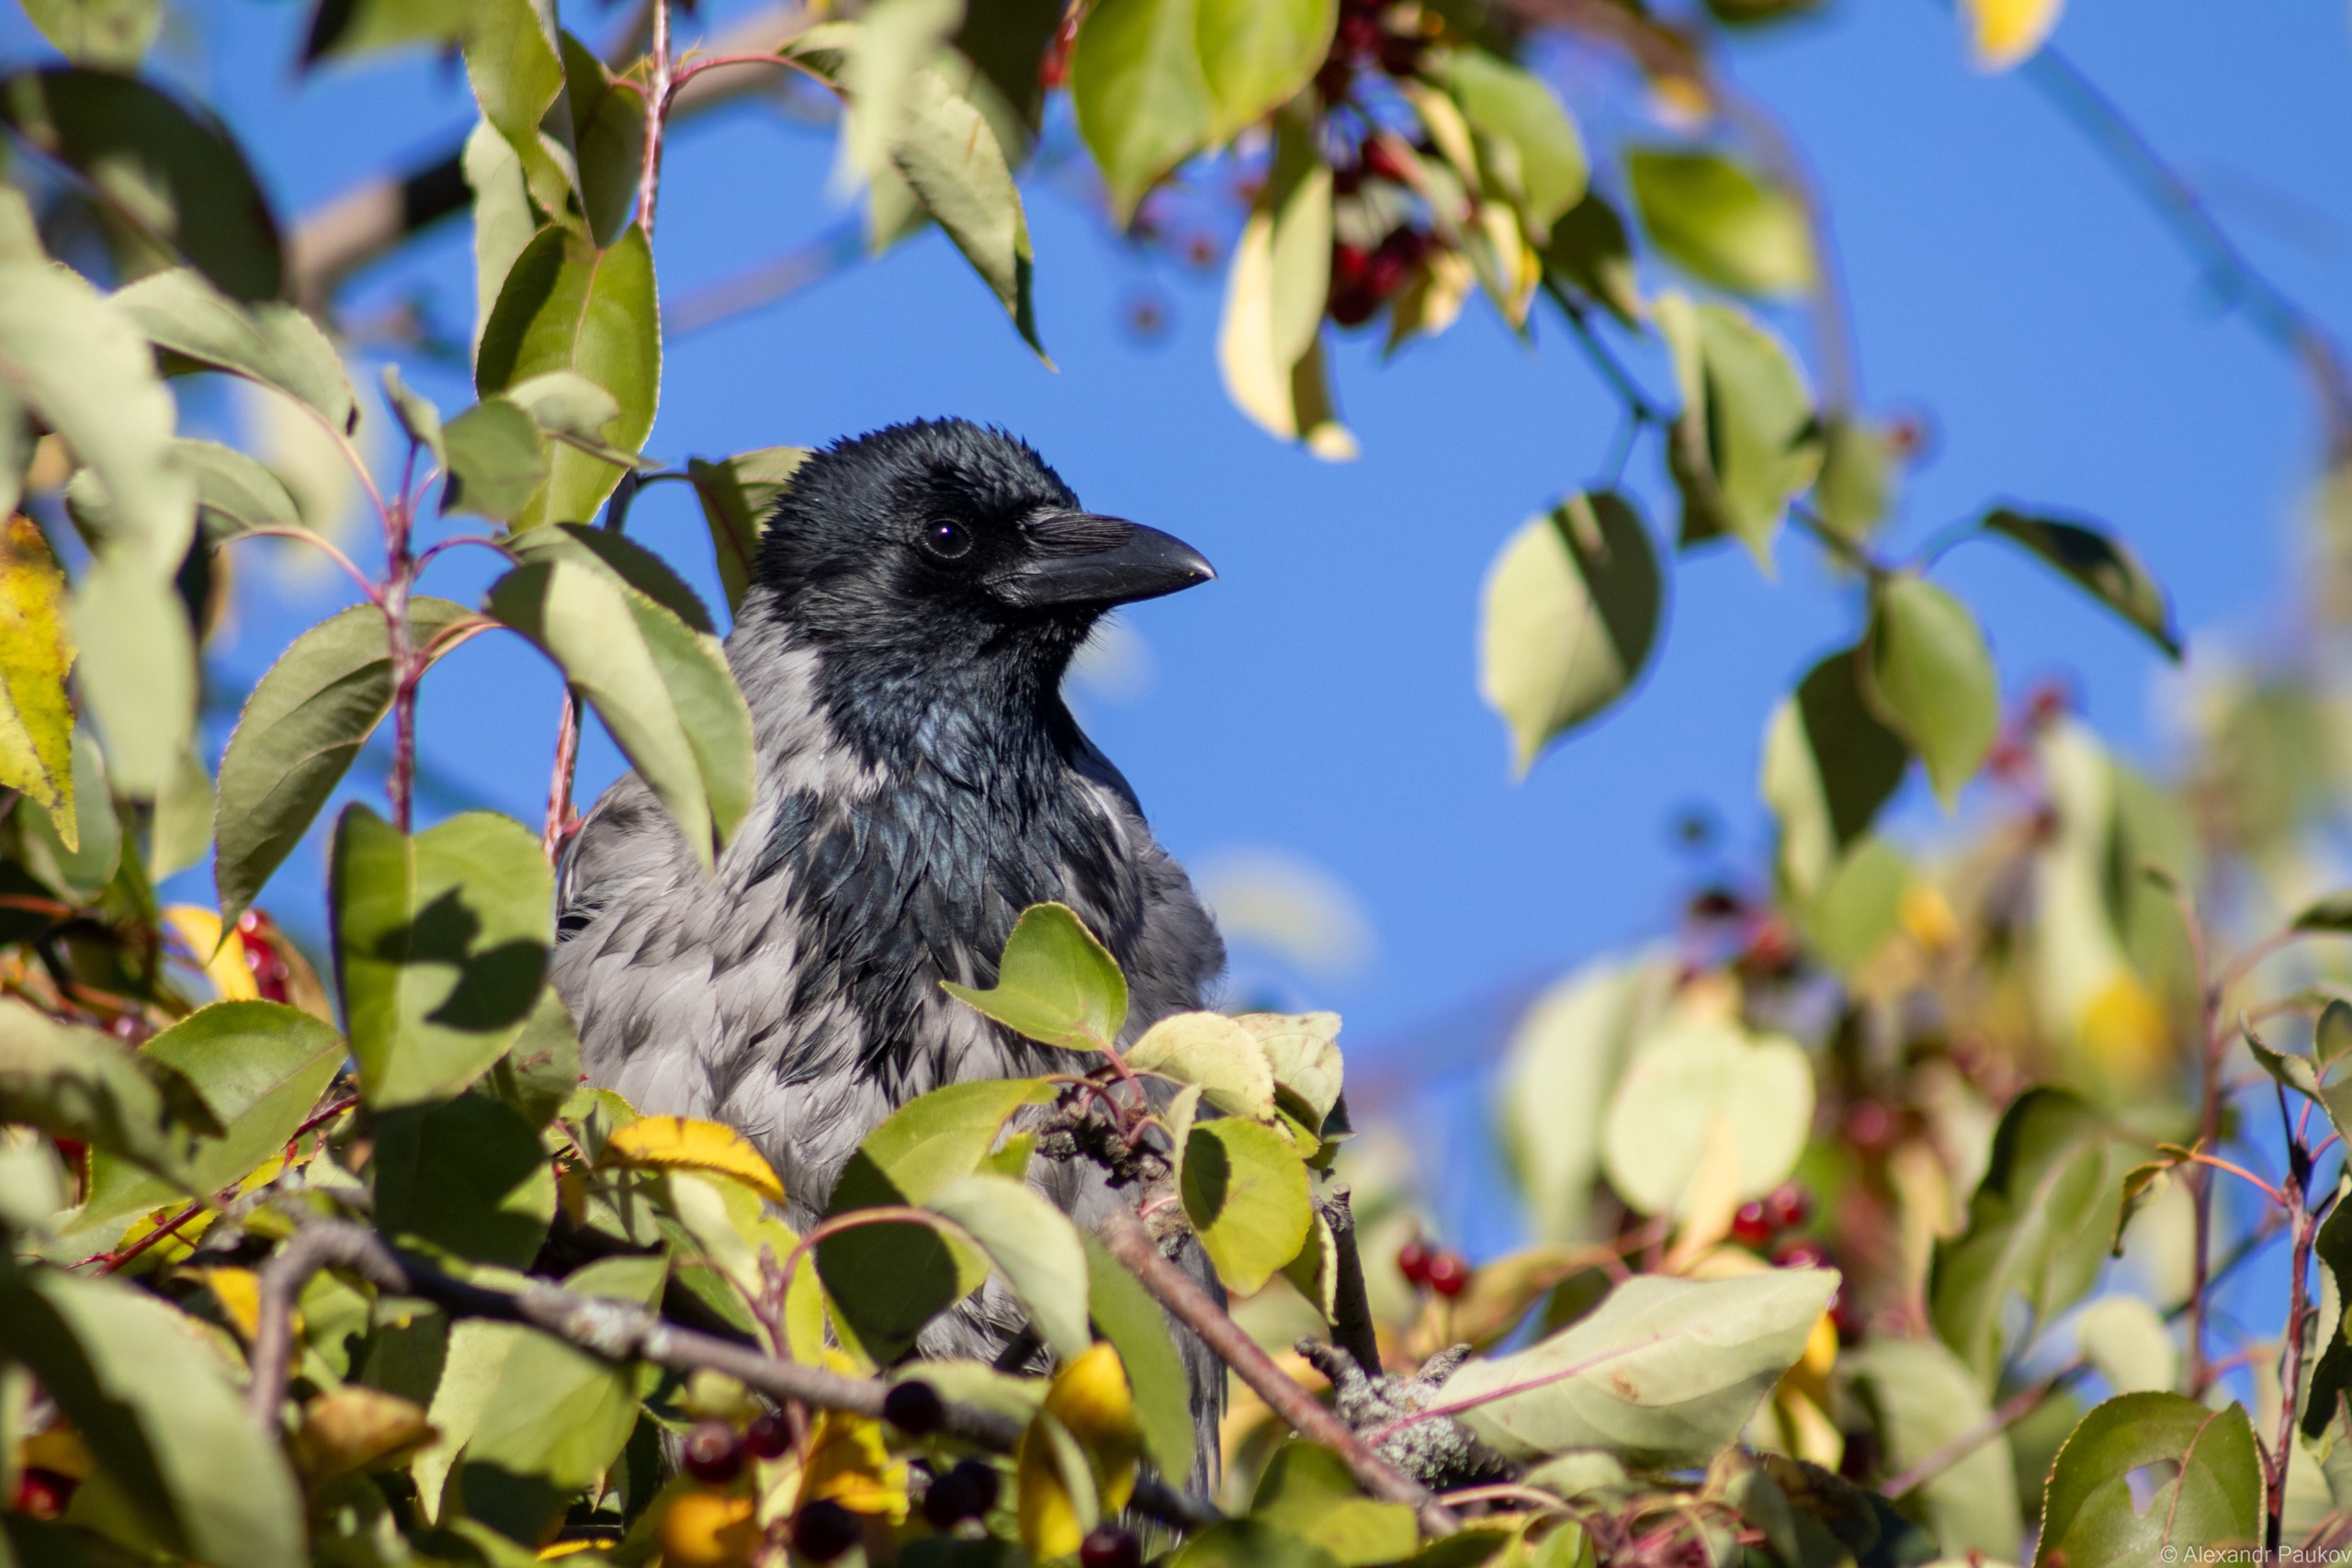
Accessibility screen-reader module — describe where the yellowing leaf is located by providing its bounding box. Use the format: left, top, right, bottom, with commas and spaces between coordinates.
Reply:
1962, 0, 2064, 71
1019, 1343, 1140, 1558
602, 1114, 785, 1203
163, 905, 259, 1002
799, 1408, 909, 1520
200, 1265, 266, 1340
0, 514, 74, 832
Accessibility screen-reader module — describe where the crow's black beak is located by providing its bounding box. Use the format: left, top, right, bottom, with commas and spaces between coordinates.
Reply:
990, 513, 1216, 610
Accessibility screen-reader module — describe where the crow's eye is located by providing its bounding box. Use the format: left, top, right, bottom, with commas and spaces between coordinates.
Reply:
922, 519, 975, 560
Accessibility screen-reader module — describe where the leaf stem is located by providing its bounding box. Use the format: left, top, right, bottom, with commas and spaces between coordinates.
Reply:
223, 527, 381, 603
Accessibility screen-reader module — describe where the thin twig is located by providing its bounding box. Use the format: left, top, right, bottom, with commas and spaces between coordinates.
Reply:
1882, 1359, 2086, 1500
1096, 1207, 1460, 1539
223, 527, 381, 603
90, 1199, 205, 1275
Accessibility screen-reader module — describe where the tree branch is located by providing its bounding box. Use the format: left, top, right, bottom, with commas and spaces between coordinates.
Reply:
1322, 1186, 1385, 1378
1096, 1208, 1460, 1539
244, 1218, 1218, 1529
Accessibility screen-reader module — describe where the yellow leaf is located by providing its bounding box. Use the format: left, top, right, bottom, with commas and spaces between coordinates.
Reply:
163, 904, 259, 1000
601, 1115, 786, 1204
0, 515, 74, 838
657, 1491, 760, 1568
1019, 1343, 1140, 1557
797, 1409, 908, 1521
200, 1266, 269, 1340
1962, 0, 2064, 70
2079, 971, 2170, 1087
294, 1386, 435, 1487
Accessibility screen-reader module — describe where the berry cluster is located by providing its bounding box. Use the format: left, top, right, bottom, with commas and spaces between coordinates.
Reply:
1317, 0, 1428, 99
9, 1467, 75, 1521
1317, 2, 1446, 331
1396, 1235, 1472, 1298
1728, 1180, 1815, 1254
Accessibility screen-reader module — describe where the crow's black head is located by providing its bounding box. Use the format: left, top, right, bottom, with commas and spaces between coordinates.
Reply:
748, 420, 1213, 682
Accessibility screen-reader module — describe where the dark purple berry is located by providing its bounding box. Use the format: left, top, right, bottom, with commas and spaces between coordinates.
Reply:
681, 1418, 745, 1484
922, 1458, 1002, 1529
884, 1379, 945, 1436
745, 1408, 793, 1461
1080, 1526, 1144, 1568
791, 1499, 863, 1562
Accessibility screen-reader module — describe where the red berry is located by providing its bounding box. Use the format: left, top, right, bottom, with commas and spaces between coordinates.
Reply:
11, 1468, 74, 1520
1423, 1249, 1471, 1298
1080, 1526, 1144, 1568
1830, 1291, 1866, 1345
1729, 1201, 1775, 1247
745, 1409, 793, 1461
1772, 1237, 1833, 1271
681, 1419, 745, 1485
1688, 886, 1745, 921
1843, 1100, 1895, 1154
884, 1379, 945, 1436
1396, 1236, 1432, 1286
1038, 7, 1080, 91
1765, 1182, 1814, 1231
1335, 11, 1383, 57
922, 1458, 1001, 1529
791, 1500, 863, 1562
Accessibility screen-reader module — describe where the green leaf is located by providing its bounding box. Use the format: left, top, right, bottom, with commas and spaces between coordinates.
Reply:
685, 447, 809, 616
1928, 1088, 2134, 1384
441, 400, 549, 521
460, 1255, 666, 1543
489, 988, 584, 1132
302, 0, 472, 63
1170, 1521, 1343, 1568
150, 742, 214, 882
1216, 115, 1351, 457
1814, 415, 1897, 544
372, 1093, 557, 1270
1794, 835, 1912, 976
1541, 193, 1640, 327
74, 1001, 345, 1227
1250, 1441, 1419, 1566
943, 903, 1128, 1051
459, 0, 579, 222
834, 0, 966, 192
329, 806, 553, 1108
475, 224, 659, 530
214, 598, 472, 929
2038, 1393, 2262, 1566
0, 68, 283, 301
515, 523, 712, 633
1182, 1116, 1311, 1295
22, 728, 115, 901
0, 261, 187, 567
1497, 957, 1668, 1246
18, 0, 163, 68
0, 515, 75, 827
0, 1000, 205, 1182
1984, 507, 2180, 660
379, 363, 445, 470
178, 437, 303, 542
1844, 1338, 2019, 1559
1657, 292, 1819, 568
1864, 574, 1999, 807
1070, 0, 1216, 227
112, 267, 357, 434
2321, 999, 2352, 1066
71, 559, 196, 801
0, 1264, 303, 1568
927, 1172, 1092, 1359
1080, 1233, 1195, 1481
1127, 1011, 1278, 1121
501, 369, 623, 449
1235, 1012, 1345, 1133
893, 67, 1045, 357
2295, 894, 2352, 933
1477, 491, 1664, 777
832, 1077, 1060, 1212
2302, 1188, 2352, 1449
464, 118, 539, 355
1442, 1268, 1838, 1465
1759, 649, 1911, 900
819, 1210, 989, 1366
1599, 1017, 1813, 1216
1194, 0, 1336, 143
1625, 148, 1814, 298
487, 539, 751, 865
2242, 1020, 2352, 1134
559, 32, 648, 251
1444, 49, 1589, 235
2072, 1295, 2176, 1395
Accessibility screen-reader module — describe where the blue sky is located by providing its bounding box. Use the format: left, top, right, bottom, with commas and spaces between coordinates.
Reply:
8, 2, 2348, 1233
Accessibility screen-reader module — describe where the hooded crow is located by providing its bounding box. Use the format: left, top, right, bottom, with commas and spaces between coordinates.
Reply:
551, 419, 1227, 1465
